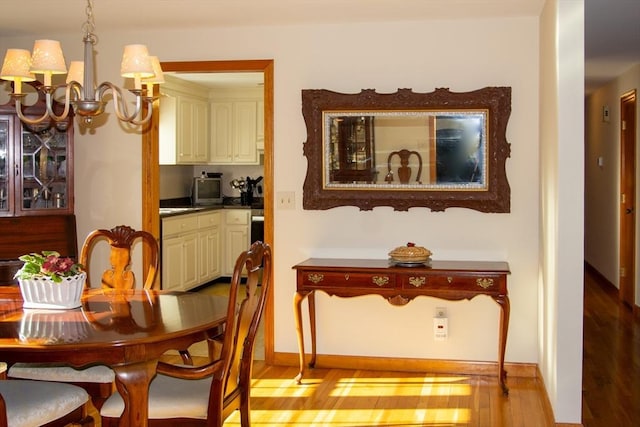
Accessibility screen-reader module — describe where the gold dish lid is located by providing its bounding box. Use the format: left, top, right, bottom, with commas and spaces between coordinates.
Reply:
388, 242, 432, 260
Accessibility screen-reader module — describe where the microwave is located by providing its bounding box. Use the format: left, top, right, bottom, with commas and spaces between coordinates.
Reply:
192, 177, 223, 205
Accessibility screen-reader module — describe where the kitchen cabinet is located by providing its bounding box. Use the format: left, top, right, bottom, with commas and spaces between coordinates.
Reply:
222, 209, 251, 276
161, 214, 199, 291
197, 211, 221, 283
257, 100, 265, 151
210, 100, 259, 165
0, 110, 74, 217
159, 89, 209, 165
162, 210, 222, 291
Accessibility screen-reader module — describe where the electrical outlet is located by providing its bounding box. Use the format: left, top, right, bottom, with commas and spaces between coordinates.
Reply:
435, 307, 447, 318
277, 191, 295, 209
433, 317, 448, 341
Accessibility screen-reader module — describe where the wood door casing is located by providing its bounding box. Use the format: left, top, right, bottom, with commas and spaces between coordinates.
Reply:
620, 90, 636, 308
141, 59, 275, 362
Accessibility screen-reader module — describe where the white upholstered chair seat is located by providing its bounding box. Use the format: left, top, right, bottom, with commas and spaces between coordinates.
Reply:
8, 363, 115, 382
101, 373, 212, 420
0, 379, 89, 427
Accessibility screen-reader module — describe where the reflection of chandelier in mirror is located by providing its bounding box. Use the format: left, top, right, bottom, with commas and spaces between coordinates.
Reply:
0, 0, 163, 126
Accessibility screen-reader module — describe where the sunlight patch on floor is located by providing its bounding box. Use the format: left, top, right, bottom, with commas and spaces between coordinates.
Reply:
224, 408, 471, 426
331, 376, 472, 397
250, 378, 318, 398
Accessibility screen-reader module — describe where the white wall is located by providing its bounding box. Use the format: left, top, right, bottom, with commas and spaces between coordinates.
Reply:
585, 63, 640, 302
0, 9, 585, 421
539, 0, 584, 422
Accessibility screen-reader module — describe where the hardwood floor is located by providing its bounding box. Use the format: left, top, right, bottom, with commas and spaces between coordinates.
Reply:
582, 266, 640, 427
218, 362, 554, 427
86, 268, 638, 426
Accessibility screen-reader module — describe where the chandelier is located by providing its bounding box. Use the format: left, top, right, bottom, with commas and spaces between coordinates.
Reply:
0, 0, 163, 126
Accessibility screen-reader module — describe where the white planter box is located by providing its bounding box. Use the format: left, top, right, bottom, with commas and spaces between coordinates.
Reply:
18, 272, 86, 310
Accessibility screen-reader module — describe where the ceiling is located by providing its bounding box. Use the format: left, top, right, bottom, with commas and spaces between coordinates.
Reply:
0, 0, 636, 94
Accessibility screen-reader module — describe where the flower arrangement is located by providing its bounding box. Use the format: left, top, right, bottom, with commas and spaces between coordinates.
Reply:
14, 251, 84, 283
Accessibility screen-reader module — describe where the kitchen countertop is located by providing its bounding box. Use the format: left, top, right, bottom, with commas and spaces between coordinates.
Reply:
159, 200, 263, 218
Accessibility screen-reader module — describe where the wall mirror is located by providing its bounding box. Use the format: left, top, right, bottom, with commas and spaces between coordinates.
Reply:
302, 87, 512, 212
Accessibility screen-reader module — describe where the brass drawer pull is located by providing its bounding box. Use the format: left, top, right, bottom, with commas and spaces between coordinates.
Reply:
476, 278, 494, 289
372, 276, 390, 286
447, 277, 453, 283
409, 276, 426, 288
308, 273, 324, 284
344, 274, 350, 280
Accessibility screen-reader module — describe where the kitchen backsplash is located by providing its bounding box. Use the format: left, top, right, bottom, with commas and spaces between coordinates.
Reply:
160, 164, 264, 200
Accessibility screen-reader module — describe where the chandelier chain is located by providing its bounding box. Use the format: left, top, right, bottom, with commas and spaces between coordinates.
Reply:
82, 0, 98, 44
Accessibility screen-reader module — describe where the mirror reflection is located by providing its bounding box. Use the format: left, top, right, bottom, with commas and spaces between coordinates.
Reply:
325, 111, 487, 188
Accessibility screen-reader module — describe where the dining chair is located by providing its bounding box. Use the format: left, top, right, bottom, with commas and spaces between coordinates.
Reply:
100, 240, 272, 427
8, 224, 160, 410
0, 361, 94, 427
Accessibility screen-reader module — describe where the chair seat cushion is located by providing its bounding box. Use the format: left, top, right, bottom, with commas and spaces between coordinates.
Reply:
101, 373, 212, 420
0, 380, 88, 427
8, 363, 115, 382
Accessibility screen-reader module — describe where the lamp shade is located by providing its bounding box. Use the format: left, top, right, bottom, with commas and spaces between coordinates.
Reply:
1, 49, 36, 94
30, 40, 67, 75
66, 61, 84, 84
142, 56, 164, 85
1, 49, 36, 81
120, 44, 153, 78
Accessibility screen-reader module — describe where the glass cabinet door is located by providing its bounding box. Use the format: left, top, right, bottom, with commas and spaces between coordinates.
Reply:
19, 123, 71, 213
0, 117, 11, 215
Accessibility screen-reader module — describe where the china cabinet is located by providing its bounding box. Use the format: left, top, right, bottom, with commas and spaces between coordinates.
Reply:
328, 116, 376, 183
0, 92, 74, 217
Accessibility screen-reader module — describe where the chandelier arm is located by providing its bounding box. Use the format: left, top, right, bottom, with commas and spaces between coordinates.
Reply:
13, 96, 59, 125
43, 85, 78, 122
98, 82, 151, 124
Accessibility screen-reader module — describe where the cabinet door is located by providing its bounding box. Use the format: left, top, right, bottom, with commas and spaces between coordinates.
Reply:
177, 97, 195, 163
159, 92, 178, 165
0, 116, 13, 216
209, 102, 233, 163
224, 225, 249, 276
17, 121, 73, 215
256, 100, 264, 151
162, 235, 185, 291
192, 99, 209, 163
198, 226, 221, 282
233, 101, 258, 164
182, 232, 199, 289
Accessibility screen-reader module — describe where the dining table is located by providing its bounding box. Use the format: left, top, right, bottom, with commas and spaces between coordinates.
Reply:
0, 286, 228, 427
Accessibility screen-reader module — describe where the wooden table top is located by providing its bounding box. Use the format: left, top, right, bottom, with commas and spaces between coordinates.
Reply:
0, 286, 227, 358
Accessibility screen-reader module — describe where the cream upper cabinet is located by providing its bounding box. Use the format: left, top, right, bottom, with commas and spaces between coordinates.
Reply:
209, 86, 263, 165
256, 100, 265, 151
178, 95, 209, 164
210, 100, 259, 165
159, 77, 209, 165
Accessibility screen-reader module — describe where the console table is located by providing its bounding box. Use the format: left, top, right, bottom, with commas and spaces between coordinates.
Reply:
293, 258, 511, 394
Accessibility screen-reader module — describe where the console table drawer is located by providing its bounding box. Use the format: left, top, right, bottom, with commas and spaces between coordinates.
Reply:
300, 271, 396, 289
399, 274, 506, 293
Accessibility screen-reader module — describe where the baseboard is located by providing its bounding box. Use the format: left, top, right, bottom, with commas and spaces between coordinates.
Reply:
272, 351, 538, 378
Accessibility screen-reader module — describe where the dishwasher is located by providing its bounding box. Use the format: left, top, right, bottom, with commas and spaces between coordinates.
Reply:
251, 208, 264, 243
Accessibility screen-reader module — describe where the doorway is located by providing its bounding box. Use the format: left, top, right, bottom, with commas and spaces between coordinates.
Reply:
619, 90, 636, 307
141, 59, 274, 362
